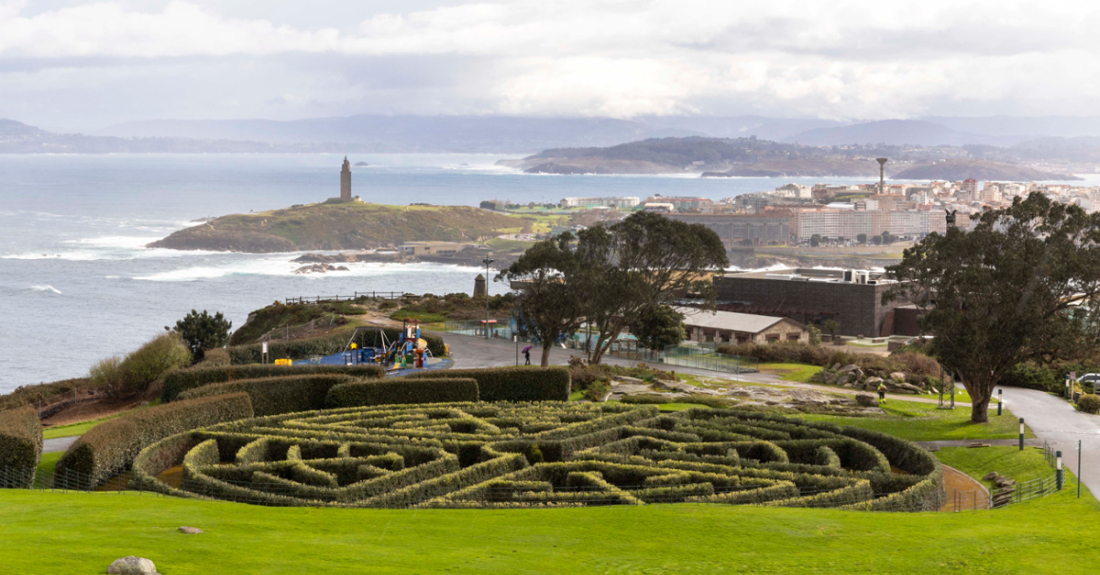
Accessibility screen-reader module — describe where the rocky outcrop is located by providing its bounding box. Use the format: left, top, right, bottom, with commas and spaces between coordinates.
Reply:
810, 365, 930, 394
292, 263, 350, 275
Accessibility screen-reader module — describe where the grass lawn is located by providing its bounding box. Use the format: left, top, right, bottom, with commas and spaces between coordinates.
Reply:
42, 406, 150, 440
657, 403, 716, 411
36, 452, 61, 475
1, 485, 1098, 574
936, 446, 1061, 491
799, 400, 1034, 442
757, 362, 823, 383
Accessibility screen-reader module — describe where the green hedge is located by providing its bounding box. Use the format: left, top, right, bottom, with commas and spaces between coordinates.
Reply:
161, 364, 385, 403
406, 367, 570, 402
326, 378, 479, 408
0, 407, 42, 487
178, 374, 355, 416
227, 328, 447, 365
54, 393, 253, 490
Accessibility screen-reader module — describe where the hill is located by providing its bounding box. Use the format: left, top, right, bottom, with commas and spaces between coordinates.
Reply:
148, 202, 528, 253
892, 159, 1079, 181
784, 119, 1020, 147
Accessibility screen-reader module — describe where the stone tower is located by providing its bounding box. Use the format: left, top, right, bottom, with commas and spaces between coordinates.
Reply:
473, 274, 487, 298
340, 156, 352, 202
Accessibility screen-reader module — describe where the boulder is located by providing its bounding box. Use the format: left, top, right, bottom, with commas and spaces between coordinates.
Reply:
107, 557, 159, 575
831, 363, 842, 371
823, 372, 838, 385
890, 372, 907, 383
855, 394, 876, 407
836, 374, 850, 386
887, 382, 924, 394
983, 472, 1000, 481
838, 364, 860, 373
865, 376, 884, 387
178, 526, 203, 534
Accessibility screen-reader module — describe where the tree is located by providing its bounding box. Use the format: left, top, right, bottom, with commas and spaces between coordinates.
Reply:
808, 325, 822, 346
573, 212, 728, 364
884, 193, 1100, 423
882, 231, 895, 245
810, 235, 821, 247
857, 233, 867, 244
822, 319, 840, 340
629, 305, 686, 356
498, 235, 586, 367
872, 235, 882, 245
172, 309, 232, 361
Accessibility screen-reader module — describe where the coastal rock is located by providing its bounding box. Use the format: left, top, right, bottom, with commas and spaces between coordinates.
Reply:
293, 264, 350, 275
107, 556, 159, 575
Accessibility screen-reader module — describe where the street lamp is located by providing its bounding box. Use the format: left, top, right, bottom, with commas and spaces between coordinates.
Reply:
482, 257, 494, 339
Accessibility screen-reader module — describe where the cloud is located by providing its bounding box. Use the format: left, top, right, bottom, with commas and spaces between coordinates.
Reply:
0, 0, 1099, 124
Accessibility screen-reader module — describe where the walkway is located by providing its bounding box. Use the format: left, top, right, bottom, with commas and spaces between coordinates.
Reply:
437, 332, 965, 405
43, 436, 78, 454
1001, 387, 1100, 496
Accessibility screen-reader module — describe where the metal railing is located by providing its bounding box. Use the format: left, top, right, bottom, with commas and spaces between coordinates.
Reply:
658, 344, 760, 374
284, 291, 408, 304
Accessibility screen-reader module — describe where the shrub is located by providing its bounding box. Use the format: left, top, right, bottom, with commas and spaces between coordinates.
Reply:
1078, 394, 1100, 414
161, 363, 385, 403
584, 380, 610, 402
406, 367, 570, 402
325, 378, 479, 408
54, 393, 253, 490
0, 407, 42, 487
178, 374, 355, 416
999, 362, 1061, 393
716, 341, 941, 380
91, 332, 193, 399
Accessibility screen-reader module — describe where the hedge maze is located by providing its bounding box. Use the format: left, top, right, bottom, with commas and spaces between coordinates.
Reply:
132, 402, 945, 510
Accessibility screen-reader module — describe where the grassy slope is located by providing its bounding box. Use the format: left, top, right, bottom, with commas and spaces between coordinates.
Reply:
1, 488, 1097, 574
800, 400, 1032, 442
151, 202, 529, 252
937, 446, 1061, 491
757, 362, 823, 383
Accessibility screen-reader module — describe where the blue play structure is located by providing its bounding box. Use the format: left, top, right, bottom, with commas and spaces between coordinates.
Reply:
342, 320, 430, 371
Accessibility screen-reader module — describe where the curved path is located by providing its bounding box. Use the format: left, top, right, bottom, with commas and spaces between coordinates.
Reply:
1002, 387, 1100, 497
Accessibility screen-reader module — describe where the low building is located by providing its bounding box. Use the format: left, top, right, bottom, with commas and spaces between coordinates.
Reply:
676, 307, 808, 344
398, 241, 479, 256
712, 268, 908, 337
560, 196, 640, 209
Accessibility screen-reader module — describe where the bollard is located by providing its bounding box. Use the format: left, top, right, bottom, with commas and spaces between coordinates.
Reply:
997, 389, 1002, 416
1019, 418, 1025, 450
1057, 451, 1064, 490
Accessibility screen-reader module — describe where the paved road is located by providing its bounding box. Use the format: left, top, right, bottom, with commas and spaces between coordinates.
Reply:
43, 436, 77, 454
1003, 387, 1100, 496
438, 332, 960, 405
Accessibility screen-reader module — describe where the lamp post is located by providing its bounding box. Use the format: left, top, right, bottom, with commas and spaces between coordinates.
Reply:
482, 257, 494, 339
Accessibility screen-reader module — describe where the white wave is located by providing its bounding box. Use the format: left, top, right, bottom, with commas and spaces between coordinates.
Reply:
63, 236, 162, 249
133, 257, 492, 282
28, 285, 62, 294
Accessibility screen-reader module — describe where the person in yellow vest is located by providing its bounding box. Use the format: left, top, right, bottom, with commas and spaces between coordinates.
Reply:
877, 382, 887, 404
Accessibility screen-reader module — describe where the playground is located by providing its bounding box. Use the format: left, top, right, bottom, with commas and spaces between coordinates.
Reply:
286, 320, 453, 375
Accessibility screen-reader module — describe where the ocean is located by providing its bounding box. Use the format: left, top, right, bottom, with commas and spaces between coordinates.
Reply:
0, 152, 885, 392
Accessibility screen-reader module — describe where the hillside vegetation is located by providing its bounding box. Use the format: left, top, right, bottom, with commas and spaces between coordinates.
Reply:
150, 203, 530, 253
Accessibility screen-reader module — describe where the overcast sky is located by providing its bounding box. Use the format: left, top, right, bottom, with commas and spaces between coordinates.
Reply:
1, 0, 1097, 130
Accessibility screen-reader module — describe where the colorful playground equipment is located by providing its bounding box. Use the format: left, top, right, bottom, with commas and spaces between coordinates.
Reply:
343, 320, 430, 370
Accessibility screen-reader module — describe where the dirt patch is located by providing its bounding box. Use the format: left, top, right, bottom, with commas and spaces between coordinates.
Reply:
939, 465, 990, 512
157, 465, 184, 489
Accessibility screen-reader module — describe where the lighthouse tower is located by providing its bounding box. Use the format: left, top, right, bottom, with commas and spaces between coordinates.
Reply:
340, 156, 352, 202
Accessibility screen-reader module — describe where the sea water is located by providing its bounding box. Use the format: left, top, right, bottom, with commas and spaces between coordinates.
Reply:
0, 153, 877, 391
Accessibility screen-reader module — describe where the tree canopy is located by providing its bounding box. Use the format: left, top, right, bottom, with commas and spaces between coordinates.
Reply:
885, 193, 1100, 422
171, 310, 233, 361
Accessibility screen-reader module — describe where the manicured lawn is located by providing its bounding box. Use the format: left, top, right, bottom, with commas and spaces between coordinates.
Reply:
37, 452, 61, 475
757, 362, 823, 383
42, 404, 154, 439
657, 403, 716, 411
936, 446, 1063, 491
799, 400, 1034, 442
569, 391, 585, 401
0, 486, 1097, 574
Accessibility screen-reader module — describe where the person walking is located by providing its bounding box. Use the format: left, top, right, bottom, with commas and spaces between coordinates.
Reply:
523, 347, 531, 365
877, 382, 887, 404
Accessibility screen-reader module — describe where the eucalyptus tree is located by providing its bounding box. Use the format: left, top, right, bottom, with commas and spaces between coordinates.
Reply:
885, 193, 1100, 423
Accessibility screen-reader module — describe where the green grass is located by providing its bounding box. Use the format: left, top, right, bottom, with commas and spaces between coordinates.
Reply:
758, 363, 823, 383
936, 446, 1059, 491
1, 485, 1098, 573
390, 309, 449, 324
42, 407, 148, 440
657, 403, 717, 411
36, 451, 61, 475
569, 391, 584, 401
799, 400, 1034, 442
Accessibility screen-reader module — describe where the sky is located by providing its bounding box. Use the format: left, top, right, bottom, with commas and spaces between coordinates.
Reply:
1, 0, 1098, 130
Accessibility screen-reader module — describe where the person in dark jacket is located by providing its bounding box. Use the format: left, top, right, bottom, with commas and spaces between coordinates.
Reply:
523, 348, 531, 365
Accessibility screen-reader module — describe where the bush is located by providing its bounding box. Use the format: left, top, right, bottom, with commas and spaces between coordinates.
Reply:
326, 378, 479, 408
584, 380, 610, 402
716, 341, 941, 380
1000, 362, 1061, 393
405, 367, 570, 402
0, 407, 42, 487
178, 374, 355, 416
161, 363, 385, 403
54, 393, 253, 490
192, 348, 231, 369
91, 332, 193, 399
173, 309, 232, 361
1078, 394, 1100, 414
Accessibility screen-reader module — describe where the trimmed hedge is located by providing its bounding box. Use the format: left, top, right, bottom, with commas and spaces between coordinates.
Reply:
178, 374, 355, 416
54, 393, 253, 490
0, 407, 43, 487
326, 378, 479, 408
228, 328, 447, 365
406, 367, 570, 402
161, 364, 385, 403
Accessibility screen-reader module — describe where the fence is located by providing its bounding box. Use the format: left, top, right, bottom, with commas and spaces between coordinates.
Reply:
941, 441, 1063, 512
284, 291, 407, 305
658, 344, 760, 374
